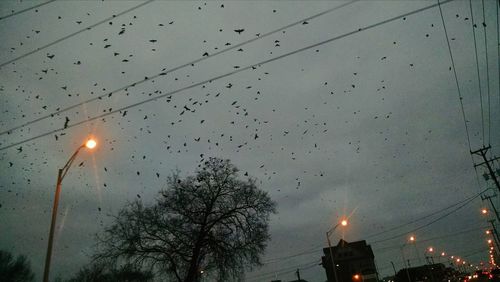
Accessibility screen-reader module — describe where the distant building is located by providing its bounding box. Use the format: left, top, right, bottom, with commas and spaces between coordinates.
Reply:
322, 239, 379, 282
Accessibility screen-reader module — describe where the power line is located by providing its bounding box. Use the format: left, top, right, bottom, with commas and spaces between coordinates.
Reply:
0, 0, 455, 151
0, 1, 358, 137
469, 0, 486, 147
370, 188, 485, 244
364, 190, 484, 240
254, 188, 487, 265
373, 224, 488, 253
0, 0, 155, 69
0, 0, 57, 21
481, 0, 492, 147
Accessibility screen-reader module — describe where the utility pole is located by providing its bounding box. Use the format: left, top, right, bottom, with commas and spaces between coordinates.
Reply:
296, 268, 301, 281
471, 146, 500, 192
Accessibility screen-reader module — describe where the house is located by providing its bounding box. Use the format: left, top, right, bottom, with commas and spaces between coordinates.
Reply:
322, 239, 379, 282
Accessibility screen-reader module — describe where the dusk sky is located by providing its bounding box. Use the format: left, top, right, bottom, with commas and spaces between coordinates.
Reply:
1, 0, 499, 281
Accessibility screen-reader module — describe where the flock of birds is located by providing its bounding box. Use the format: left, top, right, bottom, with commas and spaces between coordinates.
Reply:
0, 1, 491, 279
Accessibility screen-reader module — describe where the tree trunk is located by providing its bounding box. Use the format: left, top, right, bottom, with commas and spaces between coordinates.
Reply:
184, 236, 203, 282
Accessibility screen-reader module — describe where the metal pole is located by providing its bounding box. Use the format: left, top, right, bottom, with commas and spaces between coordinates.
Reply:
413, 242, 423, 266
327, 233, 339, 282
390, 261, 397, 277
43, 169, 62, 282
401, 246, 412, 282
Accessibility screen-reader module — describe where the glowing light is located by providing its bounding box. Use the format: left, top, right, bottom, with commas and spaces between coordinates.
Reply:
482, 209, 488, 215
409, 235, 415, 242
487, 230, 491, 235
441, 252, 446, 256
85, 139, 97, 149
428, 247, 434, 252
353, 274, 361, 280
488, 239, 493, 244
341, 219, 348, 226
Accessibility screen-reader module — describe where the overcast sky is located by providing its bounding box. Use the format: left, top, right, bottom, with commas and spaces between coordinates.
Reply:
1, 0, 499, 281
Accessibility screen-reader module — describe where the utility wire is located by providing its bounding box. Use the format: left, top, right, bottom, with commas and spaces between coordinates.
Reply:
0, 1, 358, 137
370, 188, 485, 244
0, 0, 455, 151
469, 0, 486, 147
481, 0, 492, 147
255, 188, 487, 265
0, 0, 57, 21
0, 0, 154, 69
440, 0, 485, 200
364, 189, 485, 240
373, 224, 488, 253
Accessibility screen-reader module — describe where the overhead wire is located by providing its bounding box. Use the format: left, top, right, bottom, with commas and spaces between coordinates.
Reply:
0, 0, 455, 151
0, 0, 155, 69
369, 188, 485, 244
441, 0, 486, 198
373, 224, 489, 253
0, 0, 57, 21
469, 0, 486, 147
252, 188, 488, 265
363, 189, 486, 240
481, 0, 492, 147
0, 1, 358, 137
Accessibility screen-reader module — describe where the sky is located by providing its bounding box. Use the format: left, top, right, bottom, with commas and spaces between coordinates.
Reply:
0, 0, 500, 281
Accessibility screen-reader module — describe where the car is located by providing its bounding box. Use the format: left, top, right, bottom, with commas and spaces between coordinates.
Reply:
490, 268, 500, 282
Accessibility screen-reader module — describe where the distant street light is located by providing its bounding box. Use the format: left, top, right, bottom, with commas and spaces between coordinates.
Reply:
482, 208, 489, 215
326, 218, 348, 282
42, 138, 97, 282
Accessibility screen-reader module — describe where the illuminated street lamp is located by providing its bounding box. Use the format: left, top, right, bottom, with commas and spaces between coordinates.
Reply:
42, 138, 97, 282
424, 246, 435, 264
326, 218, 348, 282
482, 208, 489, 215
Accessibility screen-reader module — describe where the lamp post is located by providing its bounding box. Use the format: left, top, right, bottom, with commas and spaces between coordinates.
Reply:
424, 247, 434, 264
42, 139, 97, 282
400, 235, 415, 282
326, 218, 347, 282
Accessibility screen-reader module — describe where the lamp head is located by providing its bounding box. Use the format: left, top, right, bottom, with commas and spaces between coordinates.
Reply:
85, 139, 97, 149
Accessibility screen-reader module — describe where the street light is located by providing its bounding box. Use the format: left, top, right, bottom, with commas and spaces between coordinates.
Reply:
424, 247, 434, 264
42, 138, 97, 282
326, 218, 348, 282
400, 236, 416, 282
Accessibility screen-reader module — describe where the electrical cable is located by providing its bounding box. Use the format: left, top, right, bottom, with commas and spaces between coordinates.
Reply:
481, 0, 492, 147
364, 190, 485, 240
469, 0, 486, 147
0, 0, 455, 151
0, 0, 57, 21
373, 224, 489, 253
0, 0, 155, 69
255, 188, 488, 265
370, 188, 485, 244
0, 1, 358, 137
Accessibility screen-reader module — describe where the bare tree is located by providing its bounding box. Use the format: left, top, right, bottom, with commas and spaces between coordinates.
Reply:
95, 158, 277, 282
0, 250, 35, 282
